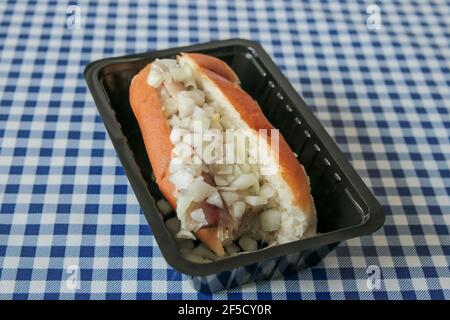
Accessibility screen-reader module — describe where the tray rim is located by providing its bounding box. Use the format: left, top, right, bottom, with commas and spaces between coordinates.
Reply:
84, 38, 385, 277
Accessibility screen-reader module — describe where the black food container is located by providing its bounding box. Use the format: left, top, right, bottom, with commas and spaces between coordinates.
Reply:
84, 39, 384, 293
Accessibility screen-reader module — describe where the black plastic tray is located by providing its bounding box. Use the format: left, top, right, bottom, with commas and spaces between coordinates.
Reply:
84, 39, 384, 293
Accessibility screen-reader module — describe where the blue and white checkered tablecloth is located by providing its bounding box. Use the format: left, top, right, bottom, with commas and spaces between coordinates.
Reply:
0, 0, 449, 300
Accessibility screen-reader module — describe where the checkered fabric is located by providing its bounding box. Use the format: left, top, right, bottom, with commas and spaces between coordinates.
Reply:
0, 0, 449, 300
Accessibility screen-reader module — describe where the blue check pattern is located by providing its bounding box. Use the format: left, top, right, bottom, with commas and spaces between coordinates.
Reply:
0, 0, 449, 300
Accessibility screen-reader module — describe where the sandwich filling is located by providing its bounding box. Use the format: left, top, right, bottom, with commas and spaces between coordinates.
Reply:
146, 57, 311, 252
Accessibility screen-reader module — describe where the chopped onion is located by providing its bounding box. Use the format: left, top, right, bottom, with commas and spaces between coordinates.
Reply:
176, 194, 194, 219
169, 157, 184, 173
212, 164, 233, 175
169, 168, 193, 190
230, 173, 258, 190
231, 201, 246, 220
260, 183, 275, 199
178, 102, 195, 119
183, 77, 197, 89
260, 209, 281, 232
186, 130, 206, 150
172, 142, 193, 161
169, 67, 190, 82
221, 191, 239, 206
186, 178, 216, 202
188, 89, 205, 105
156, 58, 178, 70
147, 68, 163, 88
169, 115, 181, 128
184, 163, 202, 176
164, 80, 184, 97
189, 208, 208, 228
244, 195, 267, 206
181, 63, 193, 77
216, 186, 237, 191
238, 236, 258, 252
191, 110, 211, 131
206, 191, 224, 209
162, 97, 177, 117
179, 117, 192, 131
176, 91, 196, 118
170, 128, 188, 144
214, 175, 229, 186
156, 199, 172, 215
192, 105, 206, 118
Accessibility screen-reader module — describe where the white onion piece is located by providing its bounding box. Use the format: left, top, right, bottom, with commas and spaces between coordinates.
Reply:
183, 132, 203, 151
212, 164, 233, 175
177, 230, 196, 241
176, 194, 194, 220
147, 68, 163, 88
183, 77, 197, 89
177, 91, 196, 117
244, 195, 267, 206
181, 63, 193, 77
203, 105, 215, 116
206, 191, 224, 209
180, 117, 192, 131
172, 143, 193, 161
156, 58, 178, 69
159, 86, 171, 101
214, 175, 229, 186
192, 105, 206, 118
230, 173, 258, 190
162, 97, 177, 117
216, 186, 237, 191
169, 115, 181, 128
151, 60, 168, 73
189, 208, 208, 228
260, 209, 281, 232
221, 191, 239, 206
191, 116, 211, 132
169, 67, 189, 82
224, 243, 241, 255
188, 89, 205, 105
191, 154, 203, 165
165, 217, 181, 237
165, 80, 184, 97
239, 236, 258, 252
185, 163, 202, 177
231, 201, 246, 220
260, 183, 275, 199
169, 157, 184, 174
220, 115, 235, 129
156, 199, 172, 215
169, 169, 193, 190
240, 164, 251, 173
186, 178, 215, 202
170, 128, 188, 144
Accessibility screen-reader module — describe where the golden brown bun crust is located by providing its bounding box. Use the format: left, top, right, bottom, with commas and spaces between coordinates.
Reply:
181, 52, 239, 84
129, 65, 176, 208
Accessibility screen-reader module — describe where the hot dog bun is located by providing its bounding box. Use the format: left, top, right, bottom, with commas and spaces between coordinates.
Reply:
129, 53, 316, 257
